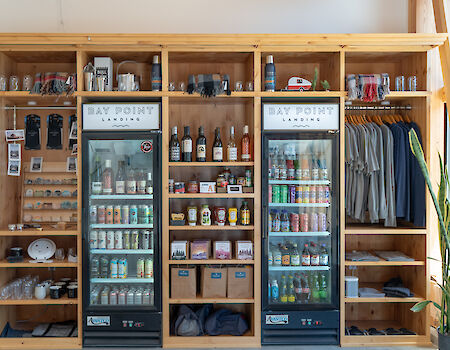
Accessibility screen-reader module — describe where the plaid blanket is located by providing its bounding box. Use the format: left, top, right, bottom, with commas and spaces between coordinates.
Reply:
187, 74, 231, 97
31, 72, 76, 95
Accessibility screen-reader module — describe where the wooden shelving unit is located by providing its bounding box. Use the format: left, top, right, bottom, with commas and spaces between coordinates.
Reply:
0, 33, 445, 348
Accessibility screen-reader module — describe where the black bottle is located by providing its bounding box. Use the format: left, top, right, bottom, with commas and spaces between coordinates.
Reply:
196, 126, 207, 162
169, 126, 181, 162
181, 126, 193, 162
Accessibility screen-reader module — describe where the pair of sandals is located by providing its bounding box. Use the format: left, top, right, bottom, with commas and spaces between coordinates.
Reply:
346, 326, 416, 336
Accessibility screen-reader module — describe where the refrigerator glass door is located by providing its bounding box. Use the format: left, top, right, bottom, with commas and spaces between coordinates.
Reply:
266, 137, 336, 308
86, 137, 156, 308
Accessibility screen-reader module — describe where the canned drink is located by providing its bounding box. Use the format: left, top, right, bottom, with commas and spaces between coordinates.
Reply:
407, 75, 417, 91
131, 230, 139, 249
97, 205, 106, 224
98, 231, 107, 249
245, 169, 252, 187
113, 206, 122, 224
268, 185, 272, 203
303, 186, 310, 203
141, 231, 150, 249
106, 205, 114, 224
90, 230, 98, 249
126, 289, 135, 305
145, 258, 153, 278
134, 289, 143, 304
149, 205, 154, 226
137, 258, 145, 278
143, 289, 151, 304
317, 186, 325, 203
100, 289, 109, 304
395, 75, 405, 91
122, 205, 130, 224
118, 289, 126, 305
109, 289, 118, 305
290, 213, 300, 232
300, 213, 309, 232
289, 185, 296, 203
318, 212, 327, 232
106, 231, 115, 249
123, 230, 131, 249
150, 289, 154, 305
89, 205, 97, 224
118, 258, 128, 278
272, 185, 280, 203
148, 231, 154, 249
138, 205, 149, 224
100, 256, 109, 278
324, 186, 330, 203
114, 231, 123, 249
309, 186, 316, 203
110, 258, 118, 278
280, 185, 288, 203
310, 211, 319, 232
295, 186, 302, 203
130, 205, 138, 224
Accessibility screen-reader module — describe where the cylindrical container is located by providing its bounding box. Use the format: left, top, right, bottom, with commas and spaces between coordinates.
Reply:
245, 169, 252, 187
264, 55, 276, 92
106, 231, 115, 249
228, 207, 238, 226
122, 205, 130, 224
309, 186, 316, 203
130, 205, 138, 224
9, 76, 19, 91
345, 276, 359, 298
100, 288, 109, 304
143, 289, 151, 304
98, 231, 107, 249
118, 289, 126, 305
395, 75, 405, 91
187, 206, 197, 226
89, 205, 97, 224
84, 72, 94, 91
303, 186, 310, 203
174, 182, 185, 193
407, 75, 417, 91
123, 230, 131, 249
134, 289, 143, 304
100, 256, 109, 278
138, 205, 149, 224
300, 213, 309, 232
98, 206, 106, 224
50, 285, 61, 299
215, 207, 226, 226
168, 179, 174, 193
148, 231, 154, 249
118, 258, 128, 278
272, 185, 280, 203
141, 231, 150, 249
295, 186, 302, 203
114, 231, 123, 249
23, 75, 33, 91
280, 185, 288, 203
106, 205, 114, 224
187, 181, 199, 193
89, 230, 98, 249
110, 258, 118, 278
0, 75, 6, 91
324, 186, 330, 203
310, 212, 319, 232
137, 258, 145, 278
317, 186, 325, 203
145, 258, 153, 278
113, 206, 122, 224
126, 289, 135, 305
318, 212, 327, 232
149, 205, 154, 226
268, 185, 272, 203
131, 230, 139, 249
290, 213, 299, 232
67, 285, 77, 299
289, 185, 296, 203
109, 289, 118, 305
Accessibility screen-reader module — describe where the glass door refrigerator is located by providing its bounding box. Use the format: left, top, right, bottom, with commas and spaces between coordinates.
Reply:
82, 103, 161, 347
262, 101, 340, 345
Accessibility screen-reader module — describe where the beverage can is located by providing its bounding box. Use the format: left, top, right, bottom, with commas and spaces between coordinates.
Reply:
100, 256, 109, 278
109, 289, 118, 305
317, 186, 324, 203
149, 205, 154, 226
324, 186, 330, 203
145, 258, 153, 278
113, 206, 121, 224
295, 186, 302, 203
310, 212, 319, 232
303, 186, 310, 203
280, 185, 288, 203
318, 212, 327, 232
98, 231, 107, 249
289, 185, 296, 203
268, 185, 272, 203
123, 230, 131, 249
114, 231, 123, 249
141, 231, 150, 249
110, 258, 118, 278
309, 186, 316, 203
106, 205, 114, 224
89, 205, 97, 224
106, 231, 115, 249
89, 230, 98, 249
97, 205, 106, 224
148, 230, 154, 249
290, 213, 300, 232
300, 213, 309, 232
118, 258, 128, 278
131, 230, 139, 249
122, 205, 130, 224
272, 185, 280, 203
137, 258, 145, 278
130, 205, 138, 224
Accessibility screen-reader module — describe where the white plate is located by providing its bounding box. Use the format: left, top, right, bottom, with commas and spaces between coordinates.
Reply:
27, 238, 56, 261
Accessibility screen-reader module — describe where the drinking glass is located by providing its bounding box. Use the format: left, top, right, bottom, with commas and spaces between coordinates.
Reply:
23, 75, 33, 91
55, 248, 65, 261
245, 81, 254, 91
235, 81, 243, 91
0, 74, 7, 91
178, 82, 186, 92
168, 82, 176, 91
9, 76, 19, 91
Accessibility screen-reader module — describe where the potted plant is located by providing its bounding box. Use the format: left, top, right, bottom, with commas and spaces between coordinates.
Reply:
409, 129, 450, 349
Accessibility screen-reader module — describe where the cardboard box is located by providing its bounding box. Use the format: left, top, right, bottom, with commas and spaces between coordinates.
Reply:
213, 241, 232, 260
199, 182, 216, 193
171, 240, 189, 260
227, 266, 253, 299
236, 240, 253, 260
191, 240, 210, 260
94, 57, 113, 91
201, 266, 227, 298
171, 266, 196, 299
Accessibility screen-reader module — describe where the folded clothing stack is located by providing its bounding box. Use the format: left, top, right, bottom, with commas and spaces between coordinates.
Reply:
358, 287, 385, 298
346, 325, 416, 336
345, 250, 380, 261
375, 251, 415, 262
383, 277, 414, 298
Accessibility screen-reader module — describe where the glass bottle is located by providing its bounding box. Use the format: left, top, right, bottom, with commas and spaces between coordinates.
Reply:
213, 127, 223, 162
301, 244, 311, 266
137, 169, 146, 194
102, 159, 113, 194
241, 125, 251, 161
115, 160, 126, 195
126, 168, 137, 194
240, 201, 250, 225
169, 126, 180, 162
181, 126, 193, 162
196, 126, 206, 162
227, 126, 238, 162
146, 172, 153, 194
91, 155, 103, 195
290, 243, 300, 266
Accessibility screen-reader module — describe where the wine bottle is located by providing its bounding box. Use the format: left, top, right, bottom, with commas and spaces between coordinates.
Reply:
227, 126, 237, 162
181, 126, 193, 162
169, 126, 181, 162
102, 159, 113, 194
196, 126, 206, 162
241, 125, 251, 161
91, 155, 103, 195
115, 160, 126, 194
212, 127, 223, 162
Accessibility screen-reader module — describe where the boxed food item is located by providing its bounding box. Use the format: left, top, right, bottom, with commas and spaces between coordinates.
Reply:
94, 57, 113, 91
190, 240, 211, 260
199, 182, 216, 193
213, 241, 232, 260
227, 266, 253, 299
201, 266, 227, 298
171, 266, 196, 299
236, 240, 253, 260
171, 240, 189, 260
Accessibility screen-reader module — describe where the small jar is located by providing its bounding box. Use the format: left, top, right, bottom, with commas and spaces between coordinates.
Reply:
9, 76, 19, 91
0, 74, 7, 91
174, 182, 185, 193
187, 181, 199, 193
168, 179, 174, 193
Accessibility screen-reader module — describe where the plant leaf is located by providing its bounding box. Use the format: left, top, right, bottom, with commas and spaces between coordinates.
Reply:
411, 300, 432, 312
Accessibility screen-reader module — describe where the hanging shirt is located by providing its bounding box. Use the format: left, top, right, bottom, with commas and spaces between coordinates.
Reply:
380, 124, 396, 227
389, 123, 408, 219
397, 122, 411, 222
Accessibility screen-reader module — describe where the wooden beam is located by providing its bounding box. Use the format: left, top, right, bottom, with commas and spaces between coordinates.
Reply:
432, 0, 450, 103
409, 0, 417, 33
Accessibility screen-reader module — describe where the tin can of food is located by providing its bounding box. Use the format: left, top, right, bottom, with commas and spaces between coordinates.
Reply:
131, 230, 139, 249
123, 230, 131, 249
113, 206, 121, 224
98, 231, 107, 249
114, 231, 123, 249
106, 205, 114, 224
174, 182, 185, 193
106, 231, 115, 249
122, 205, 130, 224
97, 205, 106, 224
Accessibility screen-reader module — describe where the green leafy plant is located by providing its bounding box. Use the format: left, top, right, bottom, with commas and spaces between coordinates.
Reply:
320, 80, 330, 91
409, 128, 450, 335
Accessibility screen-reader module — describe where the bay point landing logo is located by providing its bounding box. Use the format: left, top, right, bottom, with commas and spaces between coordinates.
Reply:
267, 105, 336, 123
86, 105, 156, 123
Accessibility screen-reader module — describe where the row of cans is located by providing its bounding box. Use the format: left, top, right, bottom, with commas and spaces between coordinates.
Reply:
91, 286, 154, 305
90, 230, 153, 250
270, 185, 330, 204
91, 256, 153, 279
90, 204, 154, 225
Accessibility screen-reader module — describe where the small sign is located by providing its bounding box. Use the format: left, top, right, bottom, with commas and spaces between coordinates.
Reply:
235, 272, 246, 278
200, 182, 216, 193
211, 272, 222, 279
263, 103, 339, 130
227, 184, 242, 193
266, 314, 289, 325
141, 141, 153, 153
178, 270, 189, 277
87, 316, 111, 327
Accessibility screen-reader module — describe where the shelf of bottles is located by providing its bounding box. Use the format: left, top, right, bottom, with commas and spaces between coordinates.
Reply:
88, 139, 156, 308
267, 138, 332, 306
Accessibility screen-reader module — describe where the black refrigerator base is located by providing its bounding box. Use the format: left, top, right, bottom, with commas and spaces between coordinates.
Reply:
262, 310, 339, 345
83, 312, 162, 347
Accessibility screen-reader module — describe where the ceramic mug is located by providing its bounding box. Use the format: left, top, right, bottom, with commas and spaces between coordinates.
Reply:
49, 285, 61, 299
34, 285, 46, 300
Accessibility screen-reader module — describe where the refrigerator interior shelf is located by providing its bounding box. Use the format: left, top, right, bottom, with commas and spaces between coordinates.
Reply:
269, 203, 330, 208
91, 277, 154, 283
90, 224, 154, 229
90, 249, 154, 254
90, 194, 154, 200
269, 231, 331, 237
269, 180, 330, 185
269, 265, 330, 271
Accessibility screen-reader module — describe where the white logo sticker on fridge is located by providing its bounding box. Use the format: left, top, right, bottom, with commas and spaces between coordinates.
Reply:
87, 316, 111, 326
82, 103, 160, 130
263, 103, 339, 130
266, 314, 289, 325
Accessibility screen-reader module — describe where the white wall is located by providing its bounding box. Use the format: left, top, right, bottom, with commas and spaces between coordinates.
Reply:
0, 0, 408, 34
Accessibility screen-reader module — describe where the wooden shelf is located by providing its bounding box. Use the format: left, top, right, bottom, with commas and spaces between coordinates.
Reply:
345, 227, 427, 235
0, 259, 78, 268
169, 259, 254, 264
169, 193, 254, 199
258, 91, 344, 97
0, 229, 78, 236
169, 225, 254, 230
345, 260, 424, 266
169, 296, 254, 304
344, 283, 423, 303
164, 332, 257, 348
168, 91, 255, 98
0, 337, 81, 350
0, 295, 78, 305
169, 162, 254, 167
76, 90, 163, 97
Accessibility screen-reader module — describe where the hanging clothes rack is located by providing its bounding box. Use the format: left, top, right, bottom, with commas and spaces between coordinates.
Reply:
345, 105, 411, 111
